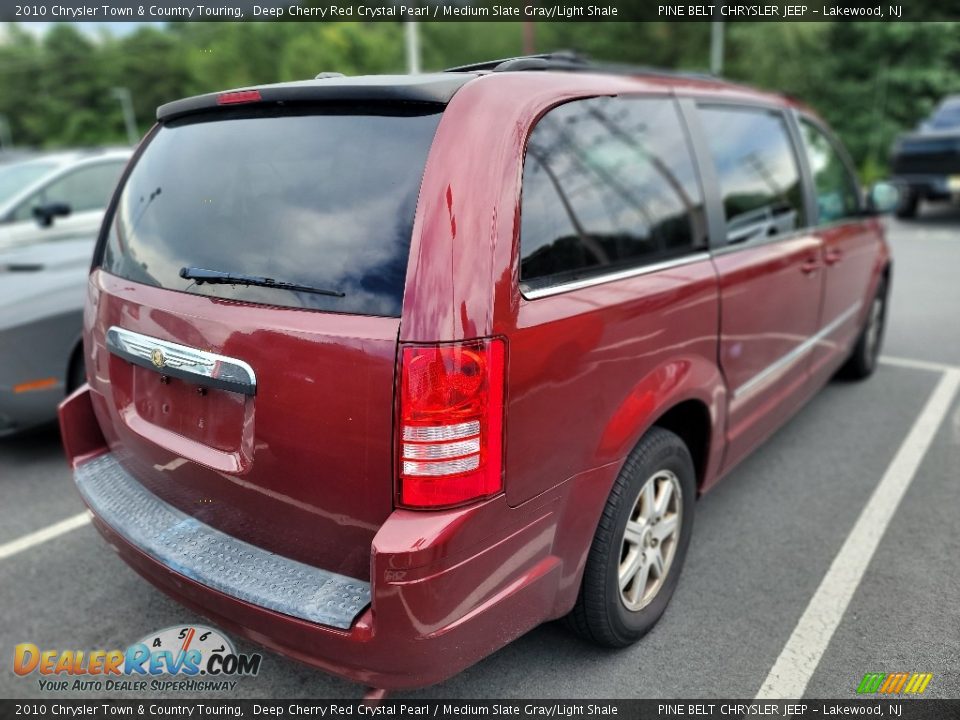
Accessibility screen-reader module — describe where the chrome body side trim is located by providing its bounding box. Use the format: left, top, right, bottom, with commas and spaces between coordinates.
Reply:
733, 301, 862, 401
521, 252, 712, 300
105, 326, 257, 396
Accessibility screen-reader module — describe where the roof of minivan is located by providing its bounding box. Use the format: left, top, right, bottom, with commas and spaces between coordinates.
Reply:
157, 59, 811, 123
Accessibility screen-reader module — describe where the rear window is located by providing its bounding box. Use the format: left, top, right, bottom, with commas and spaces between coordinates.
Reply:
100, 105, 442, 316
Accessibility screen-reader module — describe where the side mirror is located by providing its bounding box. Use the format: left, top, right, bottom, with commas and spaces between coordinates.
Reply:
866, 181, 900, 215
33, 201, 72, 228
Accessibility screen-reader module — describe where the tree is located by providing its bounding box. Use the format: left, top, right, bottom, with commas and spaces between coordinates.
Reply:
0, 18, 956, 179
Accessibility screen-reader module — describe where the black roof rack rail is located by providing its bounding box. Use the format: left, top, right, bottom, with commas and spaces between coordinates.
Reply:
444, 51, 720, 83
444, 51, 589, 73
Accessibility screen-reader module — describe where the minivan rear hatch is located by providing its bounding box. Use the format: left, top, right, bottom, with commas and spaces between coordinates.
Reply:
86, 88, 453, 582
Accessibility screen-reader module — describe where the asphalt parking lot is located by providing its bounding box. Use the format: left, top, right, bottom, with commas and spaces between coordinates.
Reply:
2, 209, 959, 700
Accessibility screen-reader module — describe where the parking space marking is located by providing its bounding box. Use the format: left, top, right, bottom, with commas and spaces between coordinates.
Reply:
881, 355, 960, 374
0, 512, 90, 561
757, 368, 960, 699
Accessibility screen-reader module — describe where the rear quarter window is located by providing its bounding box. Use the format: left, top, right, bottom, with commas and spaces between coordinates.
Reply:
100, 105, 442, 316
519, 96, 706, 294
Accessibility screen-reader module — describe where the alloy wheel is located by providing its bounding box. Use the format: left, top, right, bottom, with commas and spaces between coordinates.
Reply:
864, 294, 885, 364
618, 469, 682, 611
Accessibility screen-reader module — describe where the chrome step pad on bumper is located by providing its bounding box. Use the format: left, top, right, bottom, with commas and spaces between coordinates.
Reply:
75, 453, 370, 630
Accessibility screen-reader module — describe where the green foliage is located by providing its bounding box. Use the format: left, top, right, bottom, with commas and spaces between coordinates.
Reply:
812, 22, 960, 175
0, 20, 957, 179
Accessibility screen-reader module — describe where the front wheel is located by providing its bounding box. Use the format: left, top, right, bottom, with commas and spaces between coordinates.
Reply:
840, 278, 888, 380
566, 427, 695, 648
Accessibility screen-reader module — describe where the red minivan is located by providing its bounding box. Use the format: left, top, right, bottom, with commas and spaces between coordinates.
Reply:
59, 54, 893, 691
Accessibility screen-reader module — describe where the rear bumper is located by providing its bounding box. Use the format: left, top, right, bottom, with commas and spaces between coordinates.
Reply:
75, 453, 371, 630
60, 387, 591, 689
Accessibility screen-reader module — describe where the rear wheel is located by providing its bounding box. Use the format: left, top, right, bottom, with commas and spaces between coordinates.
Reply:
566, 427, 695, 647
840, 278, 888, 380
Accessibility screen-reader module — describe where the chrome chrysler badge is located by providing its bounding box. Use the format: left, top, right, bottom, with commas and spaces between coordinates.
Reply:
151, 348, 166, 368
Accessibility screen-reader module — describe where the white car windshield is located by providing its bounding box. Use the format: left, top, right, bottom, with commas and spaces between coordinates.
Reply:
930, 101, 960, 130
0, 160, 57, 206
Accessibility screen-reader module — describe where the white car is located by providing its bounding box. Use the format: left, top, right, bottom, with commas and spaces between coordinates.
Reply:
0, 149, 131, 251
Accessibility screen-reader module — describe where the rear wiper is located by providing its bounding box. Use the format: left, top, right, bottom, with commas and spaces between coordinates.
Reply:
179, 267, 345, 298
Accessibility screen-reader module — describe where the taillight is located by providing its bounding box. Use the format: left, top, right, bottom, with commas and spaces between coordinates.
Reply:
398, 338, 506, 508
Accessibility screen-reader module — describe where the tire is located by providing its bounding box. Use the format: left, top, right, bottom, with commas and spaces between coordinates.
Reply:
67, 347, 87, 392
566, 427, 696, 648
894, 189, 919, 219
840, 278, 888, 380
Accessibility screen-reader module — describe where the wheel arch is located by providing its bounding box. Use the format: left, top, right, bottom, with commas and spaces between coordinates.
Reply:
650, 399, 713, 493
594, 355, 726, 497
548, 363, 725, 621
65, 332, 86, 393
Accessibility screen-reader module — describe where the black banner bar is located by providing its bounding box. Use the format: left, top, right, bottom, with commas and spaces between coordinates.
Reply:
4, 0, 960, 23
2, 699, 959, 719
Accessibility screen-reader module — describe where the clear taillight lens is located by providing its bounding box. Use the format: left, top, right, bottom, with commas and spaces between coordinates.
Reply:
398, 338, 505, 508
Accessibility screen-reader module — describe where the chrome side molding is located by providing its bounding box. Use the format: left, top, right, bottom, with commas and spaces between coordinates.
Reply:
521, 252, 712, 300
733, 300, 862, 400
105, 326, 257, 396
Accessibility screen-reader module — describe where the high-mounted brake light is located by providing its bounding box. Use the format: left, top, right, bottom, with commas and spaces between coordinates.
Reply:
398, 338, 506, 508
217, 90, 262, 105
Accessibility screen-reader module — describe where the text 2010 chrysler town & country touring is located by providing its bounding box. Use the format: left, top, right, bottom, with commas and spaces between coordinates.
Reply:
59, 54, 894, 691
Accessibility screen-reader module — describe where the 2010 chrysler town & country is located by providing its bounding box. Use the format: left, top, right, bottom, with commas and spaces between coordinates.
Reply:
59, 54, 894, 691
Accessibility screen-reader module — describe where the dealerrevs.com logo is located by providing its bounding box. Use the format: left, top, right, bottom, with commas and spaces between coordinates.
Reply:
13, 625, 262, 693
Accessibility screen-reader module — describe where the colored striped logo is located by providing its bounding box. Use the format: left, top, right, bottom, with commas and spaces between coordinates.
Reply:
857, 672, 933, 694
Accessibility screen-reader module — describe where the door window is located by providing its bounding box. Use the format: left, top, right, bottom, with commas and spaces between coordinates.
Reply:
698, 105, 806, 245
799, 118, 861, 224
519, 96, 706, 292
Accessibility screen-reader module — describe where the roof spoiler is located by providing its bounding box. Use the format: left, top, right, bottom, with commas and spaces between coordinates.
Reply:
156, 74, 473, 122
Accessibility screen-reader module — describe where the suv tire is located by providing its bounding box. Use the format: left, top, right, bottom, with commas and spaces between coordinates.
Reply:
567, 427, 695, 647
894, 189, 919, 219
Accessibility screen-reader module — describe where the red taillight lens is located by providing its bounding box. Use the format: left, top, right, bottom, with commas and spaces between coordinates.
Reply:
217, 90, 262, 105
398, 338, 505, 508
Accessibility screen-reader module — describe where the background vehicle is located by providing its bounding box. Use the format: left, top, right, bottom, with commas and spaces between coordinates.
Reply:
889, 95, 960, 218
0, 235, 93, 436
59, 55, 894, 691
0, 149, 130, 251
0, 150, 39, 165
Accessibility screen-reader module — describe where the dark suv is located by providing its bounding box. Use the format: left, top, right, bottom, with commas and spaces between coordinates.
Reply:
60, 54, 893, 692
890, 95, 960, 218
